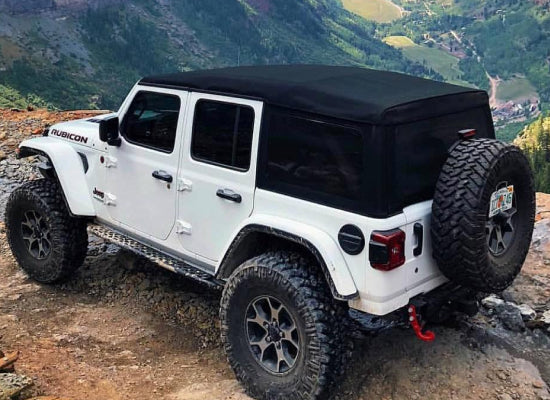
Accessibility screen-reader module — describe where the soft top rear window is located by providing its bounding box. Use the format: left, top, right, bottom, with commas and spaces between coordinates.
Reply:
392, 106, 493, 209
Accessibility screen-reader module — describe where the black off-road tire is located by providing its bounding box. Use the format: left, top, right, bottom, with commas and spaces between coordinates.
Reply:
431, 138, 535, 292
220, 251, 351, 400
5, 179, 88, 283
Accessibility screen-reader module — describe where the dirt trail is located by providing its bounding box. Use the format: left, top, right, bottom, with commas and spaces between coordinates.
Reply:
0, 109, 549, 400
487, 73, 501, 108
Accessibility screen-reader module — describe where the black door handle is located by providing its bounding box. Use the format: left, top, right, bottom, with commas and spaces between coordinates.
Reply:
216, 188, 242, 203
152, 170, 173, 183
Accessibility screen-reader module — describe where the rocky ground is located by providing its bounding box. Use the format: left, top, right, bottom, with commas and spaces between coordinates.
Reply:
0, 109, 549, 400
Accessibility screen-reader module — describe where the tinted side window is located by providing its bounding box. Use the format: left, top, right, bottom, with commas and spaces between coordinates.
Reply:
122, 91, 181, 153
265, 113, 363, 201
192, 100, 255, 171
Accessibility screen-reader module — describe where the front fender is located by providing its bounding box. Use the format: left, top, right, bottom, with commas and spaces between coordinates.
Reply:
220, 215, 358, 300
18, 137, 95, 217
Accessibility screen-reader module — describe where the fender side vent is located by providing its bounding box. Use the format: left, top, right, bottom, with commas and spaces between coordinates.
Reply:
77, 152, 89, 173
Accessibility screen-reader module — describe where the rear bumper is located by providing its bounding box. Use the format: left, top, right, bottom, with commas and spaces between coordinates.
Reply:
349, 282, 479, 334
349, 274, 448, 315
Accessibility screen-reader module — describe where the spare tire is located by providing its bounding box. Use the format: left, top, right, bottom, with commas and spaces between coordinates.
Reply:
431, 138, 535, 292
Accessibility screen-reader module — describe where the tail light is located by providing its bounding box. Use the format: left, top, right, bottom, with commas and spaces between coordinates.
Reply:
369, 229, 406, 271
458, 128, 476, 139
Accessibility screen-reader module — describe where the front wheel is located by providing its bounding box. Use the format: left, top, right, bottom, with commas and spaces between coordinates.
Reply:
5, 179, 88, 283
220, 252, 349, 400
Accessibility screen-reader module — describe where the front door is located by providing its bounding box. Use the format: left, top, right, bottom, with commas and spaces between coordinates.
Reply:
105, 87, 188, 240
176, 93, 262, 261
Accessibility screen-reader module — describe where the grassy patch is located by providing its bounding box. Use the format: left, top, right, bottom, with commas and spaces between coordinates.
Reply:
497, 77, 538, 103
384, 35, 470, 86
341, 0, 402, 23
0, 84, 49, 109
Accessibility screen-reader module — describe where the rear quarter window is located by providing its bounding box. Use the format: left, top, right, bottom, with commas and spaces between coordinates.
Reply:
260, 110, 364, 209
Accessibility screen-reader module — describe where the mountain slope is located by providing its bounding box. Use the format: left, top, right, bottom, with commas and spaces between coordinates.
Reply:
515, 115, 550, 192
0, 0, 435, 110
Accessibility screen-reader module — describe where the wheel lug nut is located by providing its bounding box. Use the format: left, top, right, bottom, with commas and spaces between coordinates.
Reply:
266, 336, 271, 342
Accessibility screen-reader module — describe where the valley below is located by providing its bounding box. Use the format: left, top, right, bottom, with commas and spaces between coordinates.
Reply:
0, 109, 549, 399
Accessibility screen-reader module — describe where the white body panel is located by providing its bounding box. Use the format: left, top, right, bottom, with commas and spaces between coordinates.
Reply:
20, 83, 448, 317
242, 190, 445, 315
103, 86, 189, 240
176, 92, 263, 261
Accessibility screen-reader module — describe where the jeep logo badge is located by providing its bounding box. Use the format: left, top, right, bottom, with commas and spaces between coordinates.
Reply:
93, 187, 105, 201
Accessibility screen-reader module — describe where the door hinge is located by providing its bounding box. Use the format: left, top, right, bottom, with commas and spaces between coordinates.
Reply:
104, 193, 117, 206
105, 156, 117, 168
177, 178, 193, 192
176, 220, 192, 235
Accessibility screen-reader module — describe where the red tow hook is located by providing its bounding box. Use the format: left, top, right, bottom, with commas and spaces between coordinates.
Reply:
408, 305, 435, 342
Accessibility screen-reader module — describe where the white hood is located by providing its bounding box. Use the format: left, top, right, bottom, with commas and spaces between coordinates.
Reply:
48, 112, 117, 150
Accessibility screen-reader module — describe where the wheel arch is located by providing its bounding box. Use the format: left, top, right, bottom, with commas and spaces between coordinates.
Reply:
217, 223, 358, 301
17, 137, 96, 217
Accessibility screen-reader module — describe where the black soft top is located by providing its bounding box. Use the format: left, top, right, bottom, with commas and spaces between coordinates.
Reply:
141, 65, 488, 125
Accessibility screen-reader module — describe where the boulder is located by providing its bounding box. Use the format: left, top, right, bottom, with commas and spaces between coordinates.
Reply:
517, 304, 537, 321
481, 294, 504, 309
495, 303, 525, 332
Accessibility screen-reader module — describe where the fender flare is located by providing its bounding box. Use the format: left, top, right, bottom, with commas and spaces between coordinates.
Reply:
18, 137, 96, 217
218, 218, 359, 301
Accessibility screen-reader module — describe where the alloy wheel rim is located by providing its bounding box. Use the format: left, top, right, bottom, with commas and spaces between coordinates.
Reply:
486, 193, 517, 256
245, 295, 300, 374
20, 210, 52, 260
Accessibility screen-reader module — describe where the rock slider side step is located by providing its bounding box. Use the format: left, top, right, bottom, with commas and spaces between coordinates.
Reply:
88, 223, 223, 290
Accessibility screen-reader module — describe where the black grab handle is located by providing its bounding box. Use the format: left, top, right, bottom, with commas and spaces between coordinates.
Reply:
216, 188, 242, 203
152, 170, 173, 183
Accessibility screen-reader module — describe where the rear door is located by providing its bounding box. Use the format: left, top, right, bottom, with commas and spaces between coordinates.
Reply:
176, 93, 262, 261
104, 87, 188, 240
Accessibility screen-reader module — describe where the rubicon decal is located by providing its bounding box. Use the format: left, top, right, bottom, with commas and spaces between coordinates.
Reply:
50, 128, 89, 144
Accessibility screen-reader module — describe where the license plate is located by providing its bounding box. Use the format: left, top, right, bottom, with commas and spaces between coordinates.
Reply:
489, 185, 514, 218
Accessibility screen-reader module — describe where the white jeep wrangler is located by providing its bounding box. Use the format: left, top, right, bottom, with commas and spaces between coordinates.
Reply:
6, 65, 535, 400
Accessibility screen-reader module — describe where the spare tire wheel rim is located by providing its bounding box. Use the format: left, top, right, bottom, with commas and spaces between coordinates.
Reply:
20, 209, 52, 260
486, 182, 517, 256
245, 295, 300, 375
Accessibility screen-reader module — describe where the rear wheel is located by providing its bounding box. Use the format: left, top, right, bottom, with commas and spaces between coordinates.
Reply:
431, 138, 535, 292
220, 251, 350, 400
6, 179, 88, 283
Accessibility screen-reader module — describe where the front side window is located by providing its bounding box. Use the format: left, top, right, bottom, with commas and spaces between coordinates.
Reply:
191, 100, 255, 171
264, 112, 364, 203
122, 91, 181, 153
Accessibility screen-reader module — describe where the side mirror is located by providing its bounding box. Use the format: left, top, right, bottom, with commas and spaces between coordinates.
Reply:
99, 116, 121, 147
